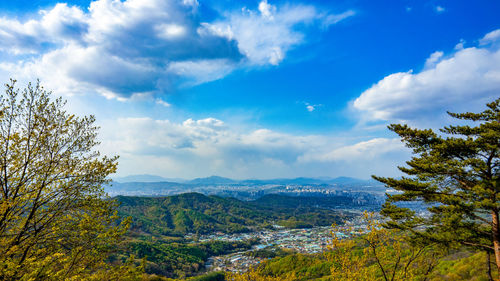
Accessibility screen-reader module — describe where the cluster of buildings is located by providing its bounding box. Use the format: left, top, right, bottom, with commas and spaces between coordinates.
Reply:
197, 213, 381, 273
201, 226, 333, 272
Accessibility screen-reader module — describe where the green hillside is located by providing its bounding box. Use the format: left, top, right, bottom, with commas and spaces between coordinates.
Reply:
115, 193, 348, 236
118, 238, 257, 278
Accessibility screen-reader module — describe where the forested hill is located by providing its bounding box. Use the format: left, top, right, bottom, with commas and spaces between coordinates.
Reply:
115, 193, 352, 236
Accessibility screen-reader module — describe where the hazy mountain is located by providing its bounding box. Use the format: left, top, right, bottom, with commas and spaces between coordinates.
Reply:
325, 177, 376, 185
240, 176, 375, 185
240, 177, 321, 185
112, 174, 376, 185
105, 175, 384, 198
113, 174, 186, 183
187, 176, 238, 185
105, 181, 190, 197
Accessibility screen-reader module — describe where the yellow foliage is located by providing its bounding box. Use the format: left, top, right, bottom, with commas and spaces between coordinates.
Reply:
226, 267, 298, 281
327, 212, 443, 281
0, 80, 140, 280
327, 223, 371, 280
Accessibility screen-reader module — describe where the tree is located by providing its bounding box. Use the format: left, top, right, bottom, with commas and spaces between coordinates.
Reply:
328, 212, 441, 281
374, 98, 500, 278
226, 269, 296, 281
0, 80, 138, 280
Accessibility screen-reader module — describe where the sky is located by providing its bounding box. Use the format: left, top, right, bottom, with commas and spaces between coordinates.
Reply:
0, 0, 499, 179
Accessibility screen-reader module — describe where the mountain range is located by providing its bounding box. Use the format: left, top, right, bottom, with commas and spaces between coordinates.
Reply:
106, 174, 385, 199
112, 174, 377, 185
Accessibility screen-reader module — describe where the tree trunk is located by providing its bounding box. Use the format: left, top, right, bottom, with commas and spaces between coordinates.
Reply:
492, 211, 500, 279
487, 251, 494, 281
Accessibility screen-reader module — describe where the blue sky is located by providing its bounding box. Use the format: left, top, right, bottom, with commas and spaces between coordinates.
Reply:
0, 0, 499, 179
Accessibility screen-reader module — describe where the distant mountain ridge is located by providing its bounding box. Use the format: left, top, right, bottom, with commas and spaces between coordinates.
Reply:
113, 174, 186, 183
106, 175, 385, 199
187, 175, 238, 185
114, 174, 376, 185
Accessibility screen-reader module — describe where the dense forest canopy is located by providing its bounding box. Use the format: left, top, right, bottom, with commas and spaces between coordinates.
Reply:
115, 193, 349, 236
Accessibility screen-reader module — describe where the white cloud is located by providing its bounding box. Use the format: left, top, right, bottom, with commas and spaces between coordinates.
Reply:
167, 59, 236, 86
155, 98, 171, 107
424, 51, 443, 68
353, 30, 500, 123
182, 0, 199, 8
155, 23, 186, 39
480, 29, 500, 45
304, 102, 321, 112
0, 3, 87, 53
0, 0, 234, 98
323, 10, 355, 27
40, 3, 88, 40
0, 0, 351, 99
200, 2, 353, 66
99, 117, 406, 178
298, 138, 404, 163
454, 39, 466, 50
258, 0, 276, 20
435, 6, 445, 13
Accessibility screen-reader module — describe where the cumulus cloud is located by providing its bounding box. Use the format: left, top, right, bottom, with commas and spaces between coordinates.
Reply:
200, 1, 354, 66
98, 116, 406, 178
0, 0, 352, 99
424, 51, 443, 68
155, 23, 186, 39
258, 0, 276, 20
353, 29, 500, 123
0, 3, 88, 54
480, 29, 500, 46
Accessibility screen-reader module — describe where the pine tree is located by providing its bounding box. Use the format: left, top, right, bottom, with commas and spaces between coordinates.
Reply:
374, 98, 500, 276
